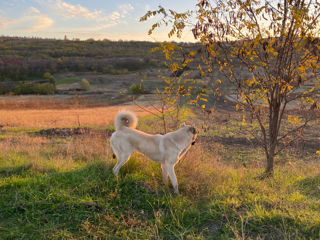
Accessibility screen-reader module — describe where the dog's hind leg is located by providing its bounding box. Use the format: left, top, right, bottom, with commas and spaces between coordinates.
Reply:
161, 163, 169, 185
166, 162, 179, 194
112, 151, 131, 176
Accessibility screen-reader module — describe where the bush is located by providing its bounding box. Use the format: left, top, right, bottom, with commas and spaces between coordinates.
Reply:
129, 83, 145, 94
43, 72, 52, 79
80, 78, 90, 91
43, 72, 56, 86
102, 65, 113, 74
34, 83, 56, 94
14, 81, 56, 95
14, 82, 35, 94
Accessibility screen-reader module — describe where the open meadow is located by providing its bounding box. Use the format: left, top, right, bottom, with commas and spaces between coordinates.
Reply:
2, 0, 320, 236
0, 35, 320, 239
1, 97, 320, 239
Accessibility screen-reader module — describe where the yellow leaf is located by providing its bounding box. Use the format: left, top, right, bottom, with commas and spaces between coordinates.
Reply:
242, 115, 246, 126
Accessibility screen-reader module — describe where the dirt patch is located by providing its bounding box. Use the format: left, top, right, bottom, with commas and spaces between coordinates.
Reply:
35, 127, 113, 138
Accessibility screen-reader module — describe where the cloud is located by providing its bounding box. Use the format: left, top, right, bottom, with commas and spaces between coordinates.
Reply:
144, 4, 150, 12
23, 7, 54, 32
42, 1, 132, 23
118, 4, 134, 15
28, 6, 41, 15
27, 15, 54, 32
100, 11, 121, 22
44, 1, 135, 31
2, 1, 136, 36
0, 7, 54, 32
0, 17, 17, 30
53, 0, 102, 19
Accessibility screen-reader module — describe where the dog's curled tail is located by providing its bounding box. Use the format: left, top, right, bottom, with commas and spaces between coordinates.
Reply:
114, 110, 138, 130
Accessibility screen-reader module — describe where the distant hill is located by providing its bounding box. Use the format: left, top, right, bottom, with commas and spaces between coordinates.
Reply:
0, 37, 167, 82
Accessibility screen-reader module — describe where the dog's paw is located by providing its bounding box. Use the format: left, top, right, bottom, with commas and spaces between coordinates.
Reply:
112, 168, 119, 177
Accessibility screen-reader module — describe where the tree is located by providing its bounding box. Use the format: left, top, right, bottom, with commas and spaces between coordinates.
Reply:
132, 42, 205, 134
141, 0, 320, 175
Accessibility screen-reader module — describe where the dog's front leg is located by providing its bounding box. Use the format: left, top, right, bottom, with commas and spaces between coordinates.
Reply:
166, 163, 179, 194
161, 163, 168, 185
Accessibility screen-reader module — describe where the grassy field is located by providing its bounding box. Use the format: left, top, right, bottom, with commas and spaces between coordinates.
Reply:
0, 105, 320, 239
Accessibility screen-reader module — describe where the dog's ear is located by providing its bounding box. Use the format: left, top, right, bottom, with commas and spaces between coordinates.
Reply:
180, 122, 186, 127
189, 126, 197, 134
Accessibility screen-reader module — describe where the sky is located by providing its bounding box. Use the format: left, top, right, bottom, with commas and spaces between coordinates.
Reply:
0, 0, 196, 42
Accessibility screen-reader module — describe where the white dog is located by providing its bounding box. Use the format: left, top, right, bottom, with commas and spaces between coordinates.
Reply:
110, 110, 197, 194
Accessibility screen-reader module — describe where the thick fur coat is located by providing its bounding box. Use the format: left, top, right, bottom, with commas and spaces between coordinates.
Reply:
110, 110, 197, 194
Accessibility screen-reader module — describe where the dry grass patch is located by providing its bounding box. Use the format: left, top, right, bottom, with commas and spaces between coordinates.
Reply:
0, 106, 152, 128
0, 132, 111, 173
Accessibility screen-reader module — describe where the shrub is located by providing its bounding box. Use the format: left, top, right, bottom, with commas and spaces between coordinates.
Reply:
80, 78, 90, 91
48, 76, 56, 86
34, 83, 56, 94
14, 82, 35, 94
14, 81, 56, 95
102, 65, 113, 74
129, 83, 145, 94
43, 72, 56, 86
43, 72, 52, 79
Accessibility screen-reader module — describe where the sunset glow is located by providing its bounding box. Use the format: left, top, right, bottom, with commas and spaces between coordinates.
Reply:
0, 0, 196, 41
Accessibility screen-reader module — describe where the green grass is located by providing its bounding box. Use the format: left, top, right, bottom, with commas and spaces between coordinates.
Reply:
0, 110, 320, 239
55, 77, 81, 85
1, 156, 320, 239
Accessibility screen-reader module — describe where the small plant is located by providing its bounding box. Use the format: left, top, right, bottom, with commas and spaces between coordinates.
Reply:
129, 80, 145, 94
43, 72, 52, 79
43, 72, 56, 86
80, 78, 90, 91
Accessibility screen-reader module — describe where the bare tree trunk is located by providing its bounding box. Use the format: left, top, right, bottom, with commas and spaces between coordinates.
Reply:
176, 94, 180, 127
266, 145, 276, 175
162, 114, 167, 133
266, 92, 281, 175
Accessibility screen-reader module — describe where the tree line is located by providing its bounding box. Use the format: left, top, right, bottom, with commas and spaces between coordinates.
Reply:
0, 37, 165, 81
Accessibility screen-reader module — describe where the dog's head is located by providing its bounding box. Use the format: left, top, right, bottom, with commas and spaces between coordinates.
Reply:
180, 123, 197, 145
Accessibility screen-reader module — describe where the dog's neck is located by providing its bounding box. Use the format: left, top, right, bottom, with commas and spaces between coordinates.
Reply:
167, 128, 193, 151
